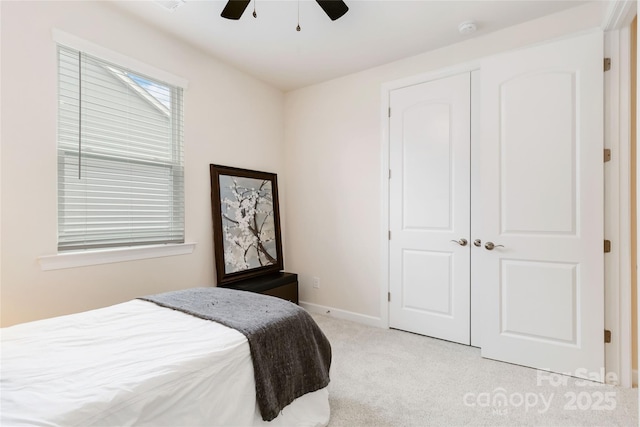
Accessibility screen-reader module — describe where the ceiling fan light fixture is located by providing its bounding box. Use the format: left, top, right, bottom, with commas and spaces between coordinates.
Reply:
221, 0, 348, 21
458, 21, 477, 35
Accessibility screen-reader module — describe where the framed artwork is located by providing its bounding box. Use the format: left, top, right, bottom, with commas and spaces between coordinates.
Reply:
210, 164, 283, 285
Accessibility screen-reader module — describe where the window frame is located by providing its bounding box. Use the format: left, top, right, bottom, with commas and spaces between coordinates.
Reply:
53, 30, 190, 257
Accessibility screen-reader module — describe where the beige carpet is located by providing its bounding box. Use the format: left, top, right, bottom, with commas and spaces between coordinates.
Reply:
310, 313, 639, 427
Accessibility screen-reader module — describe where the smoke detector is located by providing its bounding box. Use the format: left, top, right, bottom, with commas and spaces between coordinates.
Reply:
458, 21, 477, 35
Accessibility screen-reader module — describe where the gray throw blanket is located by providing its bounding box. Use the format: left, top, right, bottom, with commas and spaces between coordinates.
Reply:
138, 287, 331, 422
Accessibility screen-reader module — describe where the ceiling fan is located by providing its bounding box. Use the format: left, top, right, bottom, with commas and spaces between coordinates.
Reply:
221, 0, 349, 21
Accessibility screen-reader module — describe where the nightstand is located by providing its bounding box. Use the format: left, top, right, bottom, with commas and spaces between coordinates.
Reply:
221, 272, 298, 304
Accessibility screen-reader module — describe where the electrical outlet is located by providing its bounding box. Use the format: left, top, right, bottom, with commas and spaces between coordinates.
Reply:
312, 277, 320, 289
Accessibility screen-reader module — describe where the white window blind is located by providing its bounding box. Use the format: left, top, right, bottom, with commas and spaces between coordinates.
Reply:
57, 45, 185, 251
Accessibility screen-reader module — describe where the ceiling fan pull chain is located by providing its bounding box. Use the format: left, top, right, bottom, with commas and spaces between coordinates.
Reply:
252, 0, 257, 18
296, 0, 301, 31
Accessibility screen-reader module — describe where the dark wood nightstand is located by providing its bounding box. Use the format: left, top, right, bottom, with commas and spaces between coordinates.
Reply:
220, 272, 298, 305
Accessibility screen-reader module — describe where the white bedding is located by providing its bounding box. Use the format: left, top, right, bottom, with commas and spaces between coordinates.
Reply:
0, 300, 330, 426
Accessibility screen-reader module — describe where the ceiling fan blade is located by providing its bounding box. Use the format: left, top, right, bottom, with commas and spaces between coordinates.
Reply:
221, 0, 251, 20
316, 0, 348, 21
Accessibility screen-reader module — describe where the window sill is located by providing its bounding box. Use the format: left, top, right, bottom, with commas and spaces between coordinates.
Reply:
38, 242, 196, 271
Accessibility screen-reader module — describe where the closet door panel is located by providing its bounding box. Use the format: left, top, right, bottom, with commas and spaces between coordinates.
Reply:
402, 103, 452, 230
389, 72, 470, 345
500, 72, 576, 235
479, 31, 604, 379
401, 249, 452, 315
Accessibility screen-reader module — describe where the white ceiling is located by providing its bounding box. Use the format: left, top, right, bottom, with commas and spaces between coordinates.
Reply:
110, 0, 589, 91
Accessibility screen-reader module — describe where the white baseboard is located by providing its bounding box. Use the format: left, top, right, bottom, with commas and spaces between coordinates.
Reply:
633, 369, 638, 388
300, 301, 386, 328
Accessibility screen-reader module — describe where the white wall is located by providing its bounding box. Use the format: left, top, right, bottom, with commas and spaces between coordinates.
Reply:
0, 1, 284, 326
283, 2, 606, 320
0, 1, 609, 327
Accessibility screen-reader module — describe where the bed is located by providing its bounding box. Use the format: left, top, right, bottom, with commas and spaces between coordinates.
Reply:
0, 287, 331, 426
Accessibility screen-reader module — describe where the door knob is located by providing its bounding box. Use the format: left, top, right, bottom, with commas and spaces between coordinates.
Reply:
484, 242, 504, 250
450, 238, 468, 246
473, 239, 482, 247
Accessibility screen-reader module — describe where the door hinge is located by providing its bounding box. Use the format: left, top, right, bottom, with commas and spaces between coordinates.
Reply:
604, 58, 611, 72
388, 230, 392, 240
388, 107, 391, 118
604, 149, 611, 162
604, 329, 612, 343
389, 169, 391, 179
388, 292, 391, 302
604, 240, 611, 253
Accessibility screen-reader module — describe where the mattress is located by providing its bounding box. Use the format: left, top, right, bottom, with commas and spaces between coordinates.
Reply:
0, 299, 330, 426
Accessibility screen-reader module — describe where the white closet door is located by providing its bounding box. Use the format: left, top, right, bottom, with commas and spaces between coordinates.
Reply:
478, 31, 604, 377
389, 73, 471, 345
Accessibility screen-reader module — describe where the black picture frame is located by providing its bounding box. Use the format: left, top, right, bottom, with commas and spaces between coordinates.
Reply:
210, 164, 284, 285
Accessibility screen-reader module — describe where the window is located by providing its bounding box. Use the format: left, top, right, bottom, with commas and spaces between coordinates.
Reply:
57, 45, 184, 251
